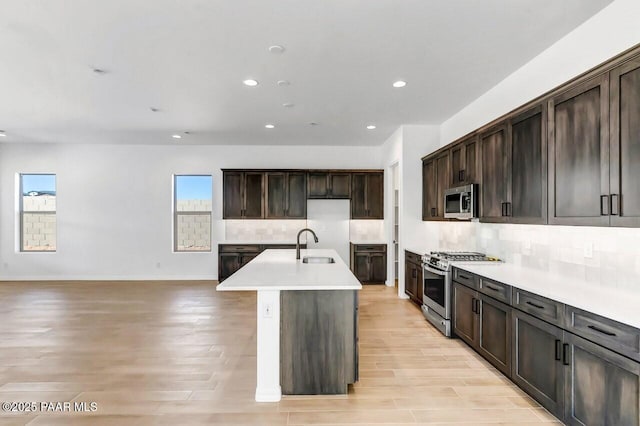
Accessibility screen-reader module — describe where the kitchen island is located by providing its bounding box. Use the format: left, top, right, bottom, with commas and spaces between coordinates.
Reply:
217, 249, 362, 402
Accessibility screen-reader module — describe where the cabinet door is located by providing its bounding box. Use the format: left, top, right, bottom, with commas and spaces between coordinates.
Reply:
415, 265, 423, 303
451, 143, 465, 185
564, 332, 640, 426
510, 105, 547, 224
512, 310, 565, 419
240, 252, 259, 268
451, 137, 478, 185
286, 172, 307, 218
549, 75, 610, 226
610, 58, 640, 227
265, 172, 286, 219
369, 253, 386, 284
464, 137, 478, 184
307, 172, 329, 198
366, 172, 384, 219
329, 173, 351, 198
404, 260, 417, 299
480, 124, 510, 221
223, 171, 244, 219
351, 173, 368, 219
353, 253, 370, 283
478, 294, 511, 377
435, 152, 450, 218
219, 253, 240, 281
453, 283, 478, 348
422, 159, 437, 220
243, 172, 264, 218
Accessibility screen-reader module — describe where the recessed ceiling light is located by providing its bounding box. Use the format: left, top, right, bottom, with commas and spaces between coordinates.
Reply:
93, 68, 107, 74
366, 125, 377, 130
277, 80, 290, 87
265, 124, 275, 129
393, 80, 407, 88
172, 134, 182, 139
269, 45, 285, 54
243, 79, 259, 87
309, 122, 319, 126
282, 103, 294, 108
150, 107, 160, 112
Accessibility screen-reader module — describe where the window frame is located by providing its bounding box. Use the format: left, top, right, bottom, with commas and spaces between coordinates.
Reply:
173, 174, 213, 253
19, 173, 57, 253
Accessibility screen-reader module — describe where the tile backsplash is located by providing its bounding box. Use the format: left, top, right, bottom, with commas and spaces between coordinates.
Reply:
349, 220, 385, 242
225, 220, 307, 242
436, 222, 640, 291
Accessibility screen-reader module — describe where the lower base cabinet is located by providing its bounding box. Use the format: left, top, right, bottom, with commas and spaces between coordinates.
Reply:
218, 244, 304, 281
404, 251, 423, 304
350, 244, 387, 284
512, 309, 640, 426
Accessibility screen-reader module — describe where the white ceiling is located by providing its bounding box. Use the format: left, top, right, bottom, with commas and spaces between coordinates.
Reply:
0, 0, 612, 146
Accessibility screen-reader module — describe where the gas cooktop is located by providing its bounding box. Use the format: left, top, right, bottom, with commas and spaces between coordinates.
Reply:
429, 251, 496, 261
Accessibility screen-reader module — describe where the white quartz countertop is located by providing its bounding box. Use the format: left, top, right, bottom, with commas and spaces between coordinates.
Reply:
217, 249, 362, 291
219, 240, 304, 245
452, 262, 640, 329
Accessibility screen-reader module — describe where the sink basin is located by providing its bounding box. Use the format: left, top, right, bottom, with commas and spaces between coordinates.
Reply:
302, 256, 335, 264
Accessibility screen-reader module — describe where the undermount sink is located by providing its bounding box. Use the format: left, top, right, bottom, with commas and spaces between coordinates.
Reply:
302, 256, 335, 264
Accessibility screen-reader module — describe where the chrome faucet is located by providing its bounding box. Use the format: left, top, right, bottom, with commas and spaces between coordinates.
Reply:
296, 228, 319, 260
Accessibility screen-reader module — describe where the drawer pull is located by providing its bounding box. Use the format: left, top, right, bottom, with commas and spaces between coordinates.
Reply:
555, 339, 562, 361
525, 301, 545, 310
458, 274, 471, 280
562, 343, 570, 366
485, 284, 501, 292
587, 325, 617, 337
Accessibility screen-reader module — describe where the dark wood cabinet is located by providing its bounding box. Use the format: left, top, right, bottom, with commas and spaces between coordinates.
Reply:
422, 151, 450, 221
350, 244, 387, 284
404, 251, 423, 305
563, 332, 640, 426
610, 58, 640, 227
512, 310, 565, 419
480, 123, 510, 221
548, 75, 610, 226
451, 136, 479, 185
307, 172, 351, 199
218, 244, 302, 281
351, 172, 384, 219
223, 171, 264, 219
453, 282, 511, 376
265, 172, 306, 219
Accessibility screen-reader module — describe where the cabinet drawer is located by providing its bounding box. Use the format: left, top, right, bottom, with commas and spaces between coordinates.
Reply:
513, 289, 564, 326
405, 251, 421, 264
565, 306, 640, 362
219, 245, 262, 253
453, 268, 478, 289
478, 277, 512, 304
263, 244, 300, 250
354, 244, 386, 253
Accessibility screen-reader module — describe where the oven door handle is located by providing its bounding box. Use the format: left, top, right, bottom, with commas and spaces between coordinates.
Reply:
422, 264, 447, 276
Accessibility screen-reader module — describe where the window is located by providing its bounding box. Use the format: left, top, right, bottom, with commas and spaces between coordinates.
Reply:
20, 174, 57, 252
174, 175, 212, 252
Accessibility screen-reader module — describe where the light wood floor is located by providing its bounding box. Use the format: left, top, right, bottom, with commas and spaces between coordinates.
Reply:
0, 281, 560, 425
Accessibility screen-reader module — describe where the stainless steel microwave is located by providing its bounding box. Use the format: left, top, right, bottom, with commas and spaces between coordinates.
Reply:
444, 184, 477, 220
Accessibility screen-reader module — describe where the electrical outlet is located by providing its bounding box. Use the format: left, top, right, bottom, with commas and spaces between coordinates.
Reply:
584, 243, 594, 259
263, 303, 273, 318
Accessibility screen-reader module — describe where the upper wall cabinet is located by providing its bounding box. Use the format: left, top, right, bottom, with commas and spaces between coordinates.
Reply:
422, 151, 450, 220
610, 57, 640, 227
479, 106, 547, 224
265, 171, 307, 219
451, 136, 479, 186
548, 75, 610, 226
351, 172, 384, 219
223, 171, 264, 219
307, 171, 351, 199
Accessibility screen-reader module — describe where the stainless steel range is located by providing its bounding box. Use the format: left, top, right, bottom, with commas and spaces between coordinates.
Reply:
420, 251, 500, 336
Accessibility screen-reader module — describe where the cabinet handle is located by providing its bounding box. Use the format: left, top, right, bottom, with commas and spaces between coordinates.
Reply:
460, 170, 466, 181
485, 284, 501, 292
587, 325, 617, 337
525, 301, 545, 310
506, 202, 512, 217
555, 339, 562, 361
471, 297, 476, 314
458, 273, 471, 280
611, 194, 620, 216
412, 269, 417, 278
501, 202, 506, 217
600, 195, 609, 216
431, 207, 436, 217
474, 298, 480, 315
562, 343, 570, 366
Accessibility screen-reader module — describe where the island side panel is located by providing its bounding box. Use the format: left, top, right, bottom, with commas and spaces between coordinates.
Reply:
280, 290, 358, 395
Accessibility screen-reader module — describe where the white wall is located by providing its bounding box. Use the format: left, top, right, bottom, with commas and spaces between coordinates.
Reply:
0, 143, 381, 280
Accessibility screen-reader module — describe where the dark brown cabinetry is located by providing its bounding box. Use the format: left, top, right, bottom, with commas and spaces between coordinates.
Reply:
549, 75, 610, 226
610, 58, 640, 227
218, 244, 304, 281
351, 172, 384, 219
452, 282, 511, 376
480, 123, 510, 221
265, 172, 307, 219
404, 251, 423, 305
451, 136, 479, 185
223, 171, 265, 219
350, 244, 386, 284
422, 151, 450, 220
307, 171, 351, 199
